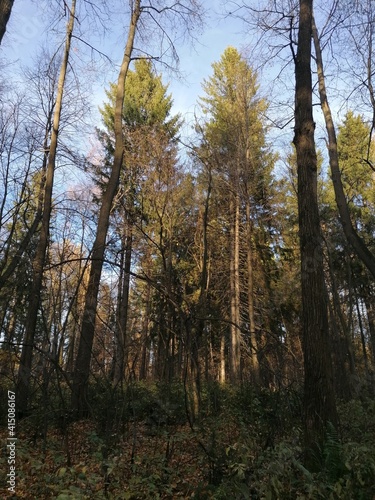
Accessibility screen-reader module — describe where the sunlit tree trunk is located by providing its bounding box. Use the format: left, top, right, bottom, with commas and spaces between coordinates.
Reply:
165, 249, 174, 381
246, 200, 260, 384
72, 1, 141, 416
219, 332, 226, 384
17, 0, 76, 416
139, 254, 152, 380
113, 221, 132, 386
229, 185, 241, 382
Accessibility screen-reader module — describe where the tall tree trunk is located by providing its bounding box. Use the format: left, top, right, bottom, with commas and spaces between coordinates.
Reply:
0, 0, 14, 45
354, 287, 369, 374
229, 188, 241, 382
72, 1, 141, 416
113, 221, 132, 386
197, 161, 211, 379
189, 322, 201, 419
189, 160, 212, 405
166, 250, 174, 381
312, 16, 375, 279
16, 0, 76, 416
246, 200, 260, 384
139, 255, 152, 380
219, 331, 226, 384
293, 0, 337, 469
325, 240, 356, 396
364, 295, 375, 367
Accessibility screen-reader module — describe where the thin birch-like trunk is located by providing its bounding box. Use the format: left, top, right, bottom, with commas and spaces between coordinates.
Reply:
246, 201, 260, 384
17, 0, 76, 416
230, 187, 241, 382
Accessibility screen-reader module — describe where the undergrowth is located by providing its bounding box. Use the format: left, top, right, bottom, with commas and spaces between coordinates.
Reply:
0, 382, 374, 499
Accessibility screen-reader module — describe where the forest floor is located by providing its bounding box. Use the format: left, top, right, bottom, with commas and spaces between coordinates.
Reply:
1, 384, 375, 499
0, 420, 212, 499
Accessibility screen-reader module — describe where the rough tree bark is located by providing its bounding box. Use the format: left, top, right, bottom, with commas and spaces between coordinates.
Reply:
293, 0, 337, 469
72, 1, 141, 416
0, 0, 14, 45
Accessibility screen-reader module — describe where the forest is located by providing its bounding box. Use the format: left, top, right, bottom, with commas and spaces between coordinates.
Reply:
1, 0, 375, 498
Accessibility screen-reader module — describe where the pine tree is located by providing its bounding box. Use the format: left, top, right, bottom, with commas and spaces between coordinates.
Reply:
198, 47, 275, 383
88, 59, 181, 386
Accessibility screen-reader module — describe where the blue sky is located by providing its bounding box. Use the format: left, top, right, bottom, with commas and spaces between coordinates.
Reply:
4, 1, 247, 125
165, 11, 247, 118
2, 2, 371, 188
